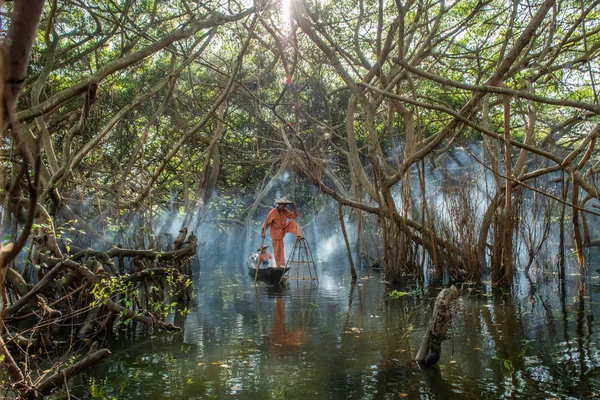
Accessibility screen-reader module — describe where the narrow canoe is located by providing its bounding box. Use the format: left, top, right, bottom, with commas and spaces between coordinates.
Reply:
247, 255, 290, 281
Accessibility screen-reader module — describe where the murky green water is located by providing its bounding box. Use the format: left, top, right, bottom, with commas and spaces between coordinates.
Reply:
67, 260, 600, 399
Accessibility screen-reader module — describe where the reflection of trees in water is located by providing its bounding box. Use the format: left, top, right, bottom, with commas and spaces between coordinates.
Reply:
365, 274, 600, 398
260, 274, 600, 398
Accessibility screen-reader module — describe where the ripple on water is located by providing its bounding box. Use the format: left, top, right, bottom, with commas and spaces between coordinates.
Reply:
68, 263, 600, 399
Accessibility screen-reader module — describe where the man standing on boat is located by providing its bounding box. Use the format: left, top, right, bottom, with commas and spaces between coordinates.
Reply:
261, 197, 303, 267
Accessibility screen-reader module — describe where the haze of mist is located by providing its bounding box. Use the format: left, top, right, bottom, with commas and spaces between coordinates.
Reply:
1, 0, 600, 398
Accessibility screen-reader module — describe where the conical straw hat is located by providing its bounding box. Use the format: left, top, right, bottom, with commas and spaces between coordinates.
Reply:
274, 196, 294, 204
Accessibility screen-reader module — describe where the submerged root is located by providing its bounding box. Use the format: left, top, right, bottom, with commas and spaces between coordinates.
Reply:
1, 231, 197, 398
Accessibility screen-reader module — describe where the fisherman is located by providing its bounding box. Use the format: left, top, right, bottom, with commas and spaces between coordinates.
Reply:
257, 245, 273, 266
261, 197, 303, 267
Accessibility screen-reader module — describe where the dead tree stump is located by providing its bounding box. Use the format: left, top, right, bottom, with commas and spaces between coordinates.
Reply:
415, 285, 458, 366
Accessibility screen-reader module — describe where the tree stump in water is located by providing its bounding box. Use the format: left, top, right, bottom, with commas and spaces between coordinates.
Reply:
415, 285, 458, 366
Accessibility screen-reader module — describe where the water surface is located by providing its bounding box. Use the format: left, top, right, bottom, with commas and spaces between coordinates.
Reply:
69, 259, 600, 399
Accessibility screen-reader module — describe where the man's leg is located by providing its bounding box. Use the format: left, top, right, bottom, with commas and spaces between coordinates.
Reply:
272, 238, 285, 266
283, 220, 303, 240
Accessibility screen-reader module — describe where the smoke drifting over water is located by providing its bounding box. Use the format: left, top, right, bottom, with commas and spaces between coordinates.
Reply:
128, 190, 363, 273
54, 140, 600, 281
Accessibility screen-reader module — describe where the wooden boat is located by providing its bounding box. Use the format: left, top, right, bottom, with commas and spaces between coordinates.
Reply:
248, 254, 291, 281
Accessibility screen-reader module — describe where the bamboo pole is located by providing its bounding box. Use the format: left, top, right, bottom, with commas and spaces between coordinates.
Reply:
255, 233, 265, 285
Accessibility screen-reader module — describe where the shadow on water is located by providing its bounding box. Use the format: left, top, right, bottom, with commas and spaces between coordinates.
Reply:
64, 254, 600, 399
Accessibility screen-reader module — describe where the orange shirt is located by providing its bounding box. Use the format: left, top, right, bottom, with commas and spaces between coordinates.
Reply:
259, 252, 272, 262
264, 208, 297, 240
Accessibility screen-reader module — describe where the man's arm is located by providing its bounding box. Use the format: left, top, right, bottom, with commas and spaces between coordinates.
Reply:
262, 209, 273, 238
289, 202, 298, 219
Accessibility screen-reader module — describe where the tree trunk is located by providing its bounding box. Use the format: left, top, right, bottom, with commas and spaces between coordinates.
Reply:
338, 203, 357, 280
415, 286, 458, 366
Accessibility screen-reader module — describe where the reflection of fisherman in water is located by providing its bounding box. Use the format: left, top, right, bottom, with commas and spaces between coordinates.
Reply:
270, 297, 305, 355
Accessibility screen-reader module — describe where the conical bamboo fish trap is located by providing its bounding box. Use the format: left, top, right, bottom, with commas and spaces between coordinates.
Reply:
285, 238, 318, 282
